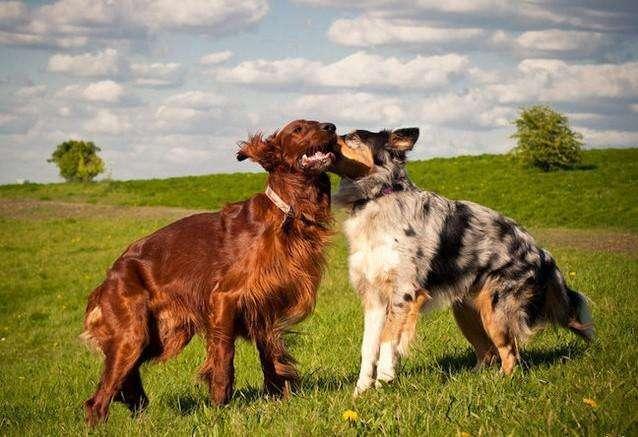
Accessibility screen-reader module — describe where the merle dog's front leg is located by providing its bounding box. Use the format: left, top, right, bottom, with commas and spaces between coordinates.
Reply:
355, 294, 387, 396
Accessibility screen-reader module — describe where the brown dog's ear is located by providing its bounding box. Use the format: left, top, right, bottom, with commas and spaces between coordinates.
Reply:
389, 127, 419, 151
236, 133, 279, 171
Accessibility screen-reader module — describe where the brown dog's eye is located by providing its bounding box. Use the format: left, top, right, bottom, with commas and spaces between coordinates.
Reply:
293, 126, 303, 134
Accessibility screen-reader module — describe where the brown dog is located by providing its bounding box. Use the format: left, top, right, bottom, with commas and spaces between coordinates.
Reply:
81, 120, 337, 425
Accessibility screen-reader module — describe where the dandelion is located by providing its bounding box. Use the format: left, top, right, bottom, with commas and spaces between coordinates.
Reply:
569, 271, 576, 277
342, 409, 359, 422
583, 398, 598, 408
460, 432, 471, 437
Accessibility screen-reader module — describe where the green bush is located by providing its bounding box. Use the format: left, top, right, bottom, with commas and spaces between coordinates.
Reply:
511, 105, 583, 171
47, 140, 105, 182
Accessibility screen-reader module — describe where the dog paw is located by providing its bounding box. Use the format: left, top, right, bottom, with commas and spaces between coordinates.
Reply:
353, 378, 374, 397
374, 372, 395, 388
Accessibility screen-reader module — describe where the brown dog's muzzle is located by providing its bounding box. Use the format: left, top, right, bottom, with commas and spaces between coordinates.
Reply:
331, 136, 374, 179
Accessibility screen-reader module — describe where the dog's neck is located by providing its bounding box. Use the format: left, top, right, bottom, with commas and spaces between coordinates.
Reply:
267, 171, 331, 226
335, 167, 415, 210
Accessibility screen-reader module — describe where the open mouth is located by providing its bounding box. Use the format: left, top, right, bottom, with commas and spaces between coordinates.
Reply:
300, 143, 335, 172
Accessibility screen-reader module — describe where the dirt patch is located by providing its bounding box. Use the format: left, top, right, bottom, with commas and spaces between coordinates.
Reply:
533, 228, 638, 257
0, 198, 205, 222
1, 198, 636, 256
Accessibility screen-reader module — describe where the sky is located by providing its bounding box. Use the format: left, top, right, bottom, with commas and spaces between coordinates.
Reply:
0, 0, 637, 184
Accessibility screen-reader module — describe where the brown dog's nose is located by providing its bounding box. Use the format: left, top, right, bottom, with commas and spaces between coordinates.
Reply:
320, 123, 336, 133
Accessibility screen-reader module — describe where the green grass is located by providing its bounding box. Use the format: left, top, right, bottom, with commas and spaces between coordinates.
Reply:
1, 148, 637, 435
2, 148, 637, 231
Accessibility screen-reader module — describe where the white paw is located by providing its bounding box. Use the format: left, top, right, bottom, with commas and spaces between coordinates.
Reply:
374, 370, 395, 387
353, 377, 374, 397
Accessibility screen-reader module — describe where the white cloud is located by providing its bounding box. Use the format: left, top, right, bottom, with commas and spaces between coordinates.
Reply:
164, 91, 226, 109
317, 52, 468, 89
420, 90, 515, 129
15, 85, 47, 98
0, 1, 28, 22
489, 59, 638, 103
199, 50, 233, 65
0, 1, 268, 51
165, 146, 213, 164
54, 81, 126, 104
576, 126, 638, 147
130, 62, 183, 86
47, 48, 121, 77
515, 30, 608, 52
290, 92, 405, 125
82, 80, 124, 103
328, 16, 485, 47
84, 109, 131, 135
217, 57, 321, 85
296, 0, 635, 32
217, 51, 469, 90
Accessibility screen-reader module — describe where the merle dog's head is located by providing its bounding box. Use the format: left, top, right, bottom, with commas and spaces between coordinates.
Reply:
333, 127, 419, 205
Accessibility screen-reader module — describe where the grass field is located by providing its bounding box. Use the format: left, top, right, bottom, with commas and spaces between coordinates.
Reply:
0, 149, 636, 435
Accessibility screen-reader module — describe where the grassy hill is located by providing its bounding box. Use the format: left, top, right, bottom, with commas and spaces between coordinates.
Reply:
0, 148, 636, 435
1, 148, 637, 231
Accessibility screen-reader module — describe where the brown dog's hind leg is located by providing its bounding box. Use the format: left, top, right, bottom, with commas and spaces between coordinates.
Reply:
452, 300, 497, 369
85, 332, 148, 425
201, 293, 238, 406
115, 366, 149, 415
84, 271, 149, 426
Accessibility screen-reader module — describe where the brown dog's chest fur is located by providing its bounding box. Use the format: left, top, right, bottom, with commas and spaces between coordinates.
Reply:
86, 178, 331, 357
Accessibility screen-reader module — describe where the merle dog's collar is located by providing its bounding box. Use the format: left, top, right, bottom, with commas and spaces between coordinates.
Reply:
352, 178, 406, 212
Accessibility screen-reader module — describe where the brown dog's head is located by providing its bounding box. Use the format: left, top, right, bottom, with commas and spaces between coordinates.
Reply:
237, 120, 337, 174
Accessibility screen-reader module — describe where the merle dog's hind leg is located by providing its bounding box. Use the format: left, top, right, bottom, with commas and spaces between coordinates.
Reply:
397, 289, 429, 357
452, 300, 498, 369
475, 287, 518, 375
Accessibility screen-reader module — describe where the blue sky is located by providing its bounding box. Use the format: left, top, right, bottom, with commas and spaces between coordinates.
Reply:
0, 0, 637, 183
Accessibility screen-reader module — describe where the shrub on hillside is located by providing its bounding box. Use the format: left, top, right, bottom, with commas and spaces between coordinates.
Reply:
511, 105, 583, 171
48, 140, 105, 182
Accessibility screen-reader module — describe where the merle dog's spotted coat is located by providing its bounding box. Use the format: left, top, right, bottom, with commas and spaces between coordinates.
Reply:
335, 128, 594, 395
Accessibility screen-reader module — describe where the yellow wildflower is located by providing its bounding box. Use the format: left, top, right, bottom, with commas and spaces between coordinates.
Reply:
460, 432, 471, 437
342, 409, 359, 422
583, 398, 598, 408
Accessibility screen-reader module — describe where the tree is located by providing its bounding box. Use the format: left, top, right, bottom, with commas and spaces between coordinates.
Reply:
511, 105, 583, 171
48, 140, 105, 182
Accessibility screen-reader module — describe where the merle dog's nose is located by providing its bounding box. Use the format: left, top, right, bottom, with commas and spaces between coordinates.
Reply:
320, 123, 336, 133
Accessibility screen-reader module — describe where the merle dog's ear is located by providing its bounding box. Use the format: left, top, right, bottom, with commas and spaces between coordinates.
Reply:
389, 127, 419, 151
237, 132, 279, 171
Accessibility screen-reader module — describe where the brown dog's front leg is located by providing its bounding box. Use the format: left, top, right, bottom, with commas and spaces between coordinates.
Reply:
256, 334, 298, 398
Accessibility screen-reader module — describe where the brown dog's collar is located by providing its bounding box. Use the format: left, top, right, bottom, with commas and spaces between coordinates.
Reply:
265, 185, 328, 229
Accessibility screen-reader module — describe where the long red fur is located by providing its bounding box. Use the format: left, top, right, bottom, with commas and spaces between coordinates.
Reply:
81, 120, 335, 425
